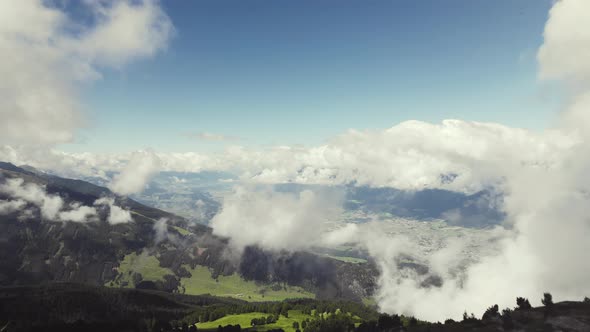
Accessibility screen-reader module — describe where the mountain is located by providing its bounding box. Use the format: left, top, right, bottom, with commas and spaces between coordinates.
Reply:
0, 162, 377, 301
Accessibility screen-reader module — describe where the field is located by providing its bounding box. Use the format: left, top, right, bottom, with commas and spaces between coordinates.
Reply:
106, 253, 315, 301
107, 252, 174, 287
171, 225, 192, 236
179, 265, 315, 301
196, 310, 313, 331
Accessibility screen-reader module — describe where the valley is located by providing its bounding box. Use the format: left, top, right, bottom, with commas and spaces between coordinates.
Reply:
1, 162, 589, 331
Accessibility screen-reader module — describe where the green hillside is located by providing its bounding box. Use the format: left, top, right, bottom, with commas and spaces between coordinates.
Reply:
107, 252, 174, 287
180, 265, 315, 301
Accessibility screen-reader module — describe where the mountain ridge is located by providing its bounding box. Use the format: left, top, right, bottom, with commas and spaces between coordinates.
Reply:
0, 161, 377, 302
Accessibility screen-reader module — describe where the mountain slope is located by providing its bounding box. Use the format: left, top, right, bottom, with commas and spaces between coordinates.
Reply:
0, 162, 377, 301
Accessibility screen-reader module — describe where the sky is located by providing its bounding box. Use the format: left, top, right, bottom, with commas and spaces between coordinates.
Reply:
57, 0, 557, 152
0, 0, 576, 191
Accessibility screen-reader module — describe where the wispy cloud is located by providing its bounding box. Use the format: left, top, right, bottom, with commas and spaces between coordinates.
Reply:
109, 150, 161, 196
190, 132, 241, 142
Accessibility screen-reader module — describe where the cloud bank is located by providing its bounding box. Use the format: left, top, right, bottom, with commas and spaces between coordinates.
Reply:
0, 119, 576, 197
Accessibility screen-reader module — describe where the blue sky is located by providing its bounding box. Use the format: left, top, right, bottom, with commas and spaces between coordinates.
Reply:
64, 0, 557, 153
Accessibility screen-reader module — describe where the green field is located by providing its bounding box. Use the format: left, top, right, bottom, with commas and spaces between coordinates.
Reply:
107, 252, 174, 287
180, 265, 315, 301
171, 225, 192, 236
197, 310, 314, 331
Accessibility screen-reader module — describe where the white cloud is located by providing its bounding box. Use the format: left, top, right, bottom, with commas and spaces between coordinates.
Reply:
0, 178, 63, 219
0, 199, 26, 215
210, 186, 343, 251
73, 0, 174, 69
152, 217, 180, 244
108, 204, 133, 224
0, 0, 172, 145
2, 119, 576, 197
320, 223, 359, 247
0, 177, 127, 224
537, 0, 590, 82
109, 150, 161, 195
94, 197, 133, 224
153, 218, 169, 243
58, 203, 97, 223
194, 132, 240, 142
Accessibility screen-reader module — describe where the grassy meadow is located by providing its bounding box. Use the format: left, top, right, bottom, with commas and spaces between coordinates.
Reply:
107, 252, 174, 287
179, 265, 315, 301
197, 310, 314, 331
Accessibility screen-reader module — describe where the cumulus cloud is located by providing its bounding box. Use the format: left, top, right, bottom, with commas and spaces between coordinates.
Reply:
0, 178, 133, 224
321, 223, 360, 247
106, 204, 133, 224
0, 178, 63, 219
0, 0, 172, 145
1, 120, 575, 196
109, 151, 161, 195
537, 0, 590, 82
0, 199, 26, 215
210, 186, 343, 251
0, 177, 103, 223
58, 203, 97, 223
193, 132, 240, 142
94, 197, 133, 224
152, 217, 181, 244
153, 218, 169, 243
